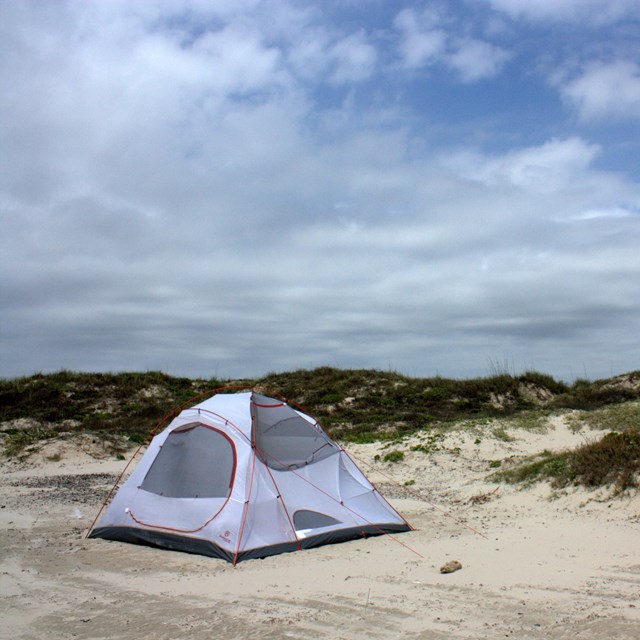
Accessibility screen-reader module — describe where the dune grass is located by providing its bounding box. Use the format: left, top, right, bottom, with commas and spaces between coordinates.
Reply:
491, 428, 640, 493
1, 368, 639, 491
565, 401, 640, 433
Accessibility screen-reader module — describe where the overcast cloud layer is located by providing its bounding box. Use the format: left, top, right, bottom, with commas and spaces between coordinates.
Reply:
1, 0, 639, 381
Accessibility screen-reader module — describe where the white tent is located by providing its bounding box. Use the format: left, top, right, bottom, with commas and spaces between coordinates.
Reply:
89, 390, 411, 563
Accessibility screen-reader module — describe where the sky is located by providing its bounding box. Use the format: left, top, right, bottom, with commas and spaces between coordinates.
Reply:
1, 0, 640, 382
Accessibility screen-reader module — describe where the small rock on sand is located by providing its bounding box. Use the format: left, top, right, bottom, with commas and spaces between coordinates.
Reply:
440, 560, 462, 574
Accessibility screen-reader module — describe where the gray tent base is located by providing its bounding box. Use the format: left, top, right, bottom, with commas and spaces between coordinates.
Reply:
89, 522, 412, 563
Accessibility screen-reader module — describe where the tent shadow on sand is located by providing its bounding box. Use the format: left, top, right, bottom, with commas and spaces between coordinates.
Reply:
88, 388, 412, 564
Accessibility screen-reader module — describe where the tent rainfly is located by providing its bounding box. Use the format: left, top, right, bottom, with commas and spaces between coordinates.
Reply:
89, 391, 411, 563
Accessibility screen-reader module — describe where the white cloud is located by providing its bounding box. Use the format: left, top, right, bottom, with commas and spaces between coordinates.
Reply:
444, 137, 601, 193
278, 19, 378, 86
394, 8, 447, 68
565, 206, 637, 221
1, 1, 640, 381
328, 30, 377, 84
394, 6, 509, 81
558, 61, 640, 121
448, 37, 512, 82
287, 28, 332, 79
190, 26, 284, 93
487, 0, 639, 24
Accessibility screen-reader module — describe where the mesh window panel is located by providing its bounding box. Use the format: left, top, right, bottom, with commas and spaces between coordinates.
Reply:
252, 393, 339, 470
141, 424, 234, 498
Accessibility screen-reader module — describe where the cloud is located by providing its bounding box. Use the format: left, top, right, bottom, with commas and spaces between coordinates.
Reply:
565, 206, 638, 221
327, 30, 378, 84
487, 0, 639, 24
1, 1, 640, 382
394, 6, 510, 81
286, 23, 378, 86
557, 61, 640, 121
394, 7, 447, 67
188, 26, 284, 93
448, 37, 512, 82
443, 137, 601, 193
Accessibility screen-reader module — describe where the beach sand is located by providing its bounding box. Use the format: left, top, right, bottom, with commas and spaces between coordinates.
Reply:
1, 419, 639, 639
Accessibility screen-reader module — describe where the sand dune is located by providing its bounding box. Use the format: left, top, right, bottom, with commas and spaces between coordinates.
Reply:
1, 418, 639, 639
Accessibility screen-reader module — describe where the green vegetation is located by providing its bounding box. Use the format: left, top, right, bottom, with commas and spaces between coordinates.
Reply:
501, 411, 549, 433
3, 425, 60, 458
491, 430, 640, 493
491, 425, 515, 442
1, 368, 639, 492
565, 401, 640, 433
382, 450, 405, 463
490, 450, 570, 486
410, 432, 446, 454
0, 370, 225, 443
551, 373, 640, 410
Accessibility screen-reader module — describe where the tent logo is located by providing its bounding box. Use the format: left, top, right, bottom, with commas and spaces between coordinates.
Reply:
220, 530, 232, 543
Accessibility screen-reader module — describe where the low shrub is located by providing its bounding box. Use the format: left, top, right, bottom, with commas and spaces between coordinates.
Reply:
382, 450, 405, 463
491, 430, 640, 492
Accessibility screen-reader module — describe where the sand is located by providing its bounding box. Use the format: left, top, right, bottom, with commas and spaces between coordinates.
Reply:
1, 418, 639, 639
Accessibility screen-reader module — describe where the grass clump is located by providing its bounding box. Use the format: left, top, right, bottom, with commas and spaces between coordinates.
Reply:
2, 426, 60, 457
566, 402, 640, 433
502, 411, 549, 432
410, 432, 446, 454
491, 425, 515, 442
568, 431, 640, 491
382, 450, 405, 463
492, 430, 640, 492
491, 450, 569, 486
552, 373, 640, 410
